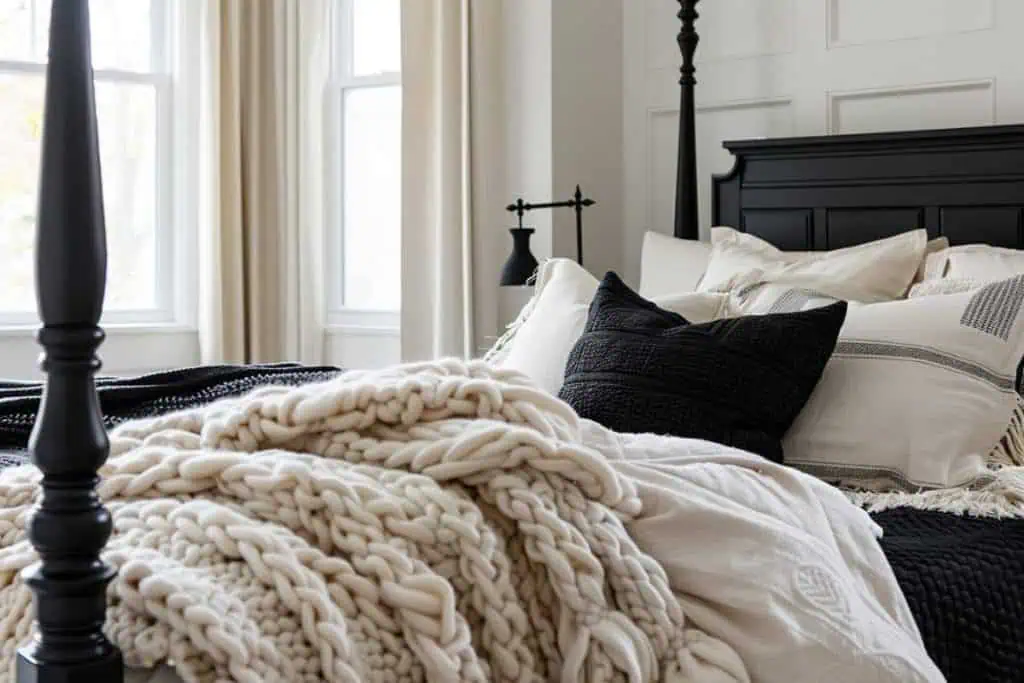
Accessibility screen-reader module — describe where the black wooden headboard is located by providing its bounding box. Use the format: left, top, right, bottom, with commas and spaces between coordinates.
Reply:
710, 124, 1024, 250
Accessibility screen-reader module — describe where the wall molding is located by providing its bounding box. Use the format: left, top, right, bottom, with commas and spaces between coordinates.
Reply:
694, 0, 796, 64
826, 78, 996, 134
826, 0, 995, 50
694, 96, 794, 115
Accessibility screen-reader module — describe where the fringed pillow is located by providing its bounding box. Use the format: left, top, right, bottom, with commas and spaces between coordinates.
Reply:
781, 275, 1024, 489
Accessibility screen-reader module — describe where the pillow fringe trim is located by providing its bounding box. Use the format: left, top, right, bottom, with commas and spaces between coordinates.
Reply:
840, 395, 1024, 518
845, 467, 1024, 519
987, 392, 1024, 468
482, 261, 545, 362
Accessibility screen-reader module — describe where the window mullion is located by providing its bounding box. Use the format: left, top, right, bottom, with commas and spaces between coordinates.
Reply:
336, 0, 355, 82
150, 0, 169, 74
28, 0, 38, 58
337, 73, 401, 90
0, 60, 46, 76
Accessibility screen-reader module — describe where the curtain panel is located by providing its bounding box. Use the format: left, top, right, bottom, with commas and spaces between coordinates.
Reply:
400, 0, 506, 361
198, 0, 329, 364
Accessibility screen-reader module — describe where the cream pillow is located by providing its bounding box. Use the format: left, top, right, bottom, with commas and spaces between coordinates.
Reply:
700, 227, 928, 302
707, 228, 944, 285
782, 276, 1024, 489
725, 282, 841, 316
916, 236, 950, 283
638, 231, 712, 297
497, 259, 598, 394
922, 243, 1024, 282
498, 259, 729, 394
908, 277, 986, 298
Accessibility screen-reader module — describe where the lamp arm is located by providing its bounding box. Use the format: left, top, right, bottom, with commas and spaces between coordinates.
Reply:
504, 187, 596, 266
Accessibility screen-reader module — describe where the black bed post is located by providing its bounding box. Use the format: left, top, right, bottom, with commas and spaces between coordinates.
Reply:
16, 1, 123, 681
674, 0, 700, 240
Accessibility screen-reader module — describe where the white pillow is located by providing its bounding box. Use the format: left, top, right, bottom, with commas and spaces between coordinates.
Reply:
497, 259, 597, 394
916, 236, 950, 283
923, 243, 1024, 282
638, 231, 712, 297
499, 259, 729, 394
725, 282, 841, 316
780, 276, 1024, 490
700, 227, 928, 302
908, 277, 986, 298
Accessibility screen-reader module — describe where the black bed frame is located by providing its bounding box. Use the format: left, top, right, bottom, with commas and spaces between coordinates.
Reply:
15, 1, 1024, 681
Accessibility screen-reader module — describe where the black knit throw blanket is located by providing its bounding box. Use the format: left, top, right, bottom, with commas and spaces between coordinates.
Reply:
1, 363, 1022, 682
0, 363, 342, 459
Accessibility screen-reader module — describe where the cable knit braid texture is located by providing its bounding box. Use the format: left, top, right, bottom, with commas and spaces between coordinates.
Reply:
0, 359, 708, 683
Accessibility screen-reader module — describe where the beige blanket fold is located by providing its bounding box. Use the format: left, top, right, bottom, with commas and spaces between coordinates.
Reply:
0, 360, 734, 683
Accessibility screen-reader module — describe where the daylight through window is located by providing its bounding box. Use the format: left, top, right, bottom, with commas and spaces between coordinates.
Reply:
0, 0, 175, 323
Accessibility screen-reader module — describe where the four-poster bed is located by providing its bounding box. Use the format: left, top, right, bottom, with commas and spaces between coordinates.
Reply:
10, 0, 1024, 681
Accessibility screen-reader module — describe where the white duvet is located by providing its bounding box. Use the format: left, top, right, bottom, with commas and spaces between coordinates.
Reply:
584, 421, 945, 683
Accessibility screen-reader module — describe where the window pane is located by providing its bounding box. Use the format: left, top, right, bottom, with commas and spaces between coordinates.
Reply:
0, 73, 38, 312
28, 0, 153, 71
95, 80, 158, 310
343, 85, 401, 310
0, 0, 32, 61
0, 74, 158, 314
352, 0, 400, 76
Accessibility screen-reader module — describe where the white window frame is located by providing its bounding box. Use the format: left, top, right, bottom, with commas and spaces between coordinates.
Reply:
326, 0, 402, 332
0, 0, 200, 377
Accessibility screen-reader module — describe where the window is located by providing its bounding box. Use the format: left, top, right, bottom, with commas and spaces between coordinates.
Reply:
330, 0, 402, 314
0, 0, 195, 326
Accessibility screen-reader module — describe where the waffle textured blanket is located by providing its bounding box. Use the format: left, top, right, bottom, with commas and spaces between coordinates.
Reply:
871, 508, 1024, 683
0, 360, 942, 682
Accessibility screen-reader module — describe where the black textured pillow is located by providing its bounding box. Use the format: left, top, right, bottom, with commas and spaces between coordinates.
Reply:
558, 272, 847, 462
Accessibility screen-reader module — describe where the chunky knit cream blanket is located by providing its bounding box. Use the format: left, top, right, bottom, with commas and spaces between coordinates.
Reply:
0, 360, 715, 683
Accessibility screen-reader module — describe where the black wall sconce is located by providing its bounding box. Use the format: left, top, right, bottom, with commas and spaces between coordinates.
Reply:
499, 185, 595, 286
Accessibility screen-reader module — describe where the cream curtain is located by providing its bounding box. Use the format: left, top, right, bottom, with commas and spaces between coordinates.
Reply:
400, 0, 505, 361
198, 0, 329, 364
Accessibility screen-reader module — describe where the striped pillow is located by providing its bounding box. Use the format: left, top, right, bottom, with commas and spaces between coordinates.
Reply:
780, 275, 1024, 490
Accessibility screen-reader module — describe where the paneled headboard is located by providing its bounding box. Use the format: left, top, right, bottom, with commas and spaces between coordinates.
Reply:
710, 124, 1024, 250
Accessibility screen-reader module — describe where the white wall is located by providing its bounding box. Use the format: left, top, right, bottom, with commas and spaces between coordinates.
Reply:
502, 0, 554, 265
503, 0, 624, 274
551, 0, 624, 279
623, 0, 1024, 284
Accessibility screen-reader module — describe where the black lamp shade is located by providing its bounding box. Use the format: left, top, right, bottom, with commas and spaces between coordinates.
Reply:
500, 227, 539, 286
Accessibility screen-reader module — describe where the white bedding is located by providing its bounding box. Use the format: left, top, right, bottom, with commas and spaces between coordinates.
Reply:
2, 362, 943, 682
583, 421, 942, 682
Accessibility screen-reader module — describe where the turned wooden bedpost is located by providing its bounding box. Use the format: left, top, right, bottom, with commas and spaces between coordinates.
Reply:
674, 0, 700, 240
16, 1, 123, 681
